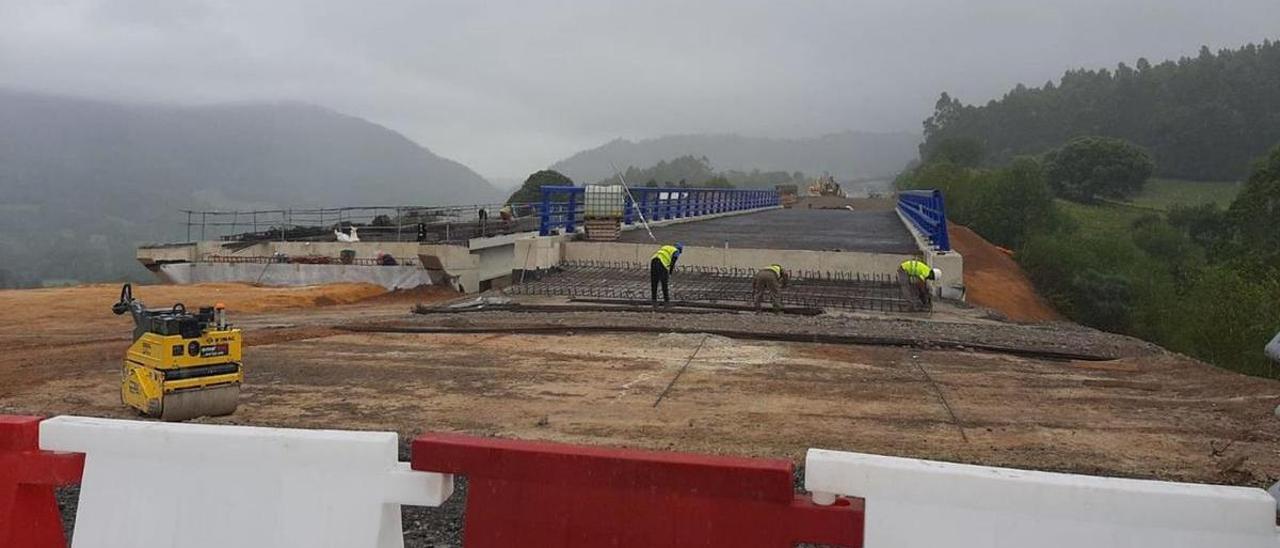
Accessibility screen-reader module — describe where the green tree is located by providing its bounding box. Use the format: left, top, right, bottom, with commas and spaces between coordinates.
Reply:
964, 157, 1059, 248
1130, 216, 1204, 284
1167, 203, 1233, 256
926, 137, 985, 168
1225, 144, 1280, 271
1070, 269, 1134, 332
703, 176, 734, 188
1170, 267, 1280, 377
506, 169, 574, 204
1043, 137, 1154, 202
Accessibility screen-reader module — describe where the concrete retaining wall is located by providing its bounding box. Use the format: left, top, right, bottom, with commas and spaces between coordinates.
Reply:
138, 241, 426, 265
157, 263, 434, 290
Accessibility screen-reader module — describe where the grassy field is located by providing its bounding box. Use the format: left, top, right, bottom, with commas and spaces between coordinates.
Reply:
1127, 178, 1242, 210
1055, 199, 1149, 238
1065, 179, 1244, 236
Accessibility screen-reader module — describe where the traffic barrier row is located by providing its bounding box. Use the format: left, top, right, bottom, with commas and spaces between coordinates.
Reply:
805, 449, 1280, 548
412, 432, 860, 547
3, 415, 1278, 547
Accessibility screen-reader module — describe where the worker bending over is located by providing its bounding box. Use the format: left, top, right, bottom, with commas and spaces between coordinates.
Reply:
752, 264, 789, 313
650, 242, 683, 307
898, 259, 941, 310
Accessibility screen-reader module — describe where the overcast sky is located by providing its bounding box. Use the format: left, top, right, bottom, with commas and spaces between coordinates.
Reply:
1, 1, 1277, 181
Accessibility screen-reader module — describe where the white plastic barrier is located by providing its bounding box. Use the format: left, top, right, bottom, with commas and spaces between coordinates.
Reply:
39, 416, 452, 548
805, 448, 1280, 548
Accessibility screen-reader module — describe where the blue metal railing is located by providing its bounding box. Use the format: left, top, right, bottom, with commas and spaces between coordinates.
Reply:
538, 186, 780, 236
897, 189, 951, 252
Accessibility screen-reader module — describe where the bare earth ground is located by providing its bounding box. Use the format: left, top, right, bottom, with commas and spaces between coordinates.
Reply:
948, 223, 1063, 323
2, 282, 1279, 546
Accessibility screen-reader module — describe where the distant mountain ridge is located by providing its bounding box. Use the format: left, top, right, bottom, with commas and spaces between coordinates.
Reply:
550, 131, 920, 184
0, 89, 499, 287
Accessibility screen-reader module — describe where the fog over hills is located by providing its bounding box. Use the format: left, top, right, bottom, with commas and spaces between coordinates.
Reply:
550, 131, 921, 184
0, 89, 500, 287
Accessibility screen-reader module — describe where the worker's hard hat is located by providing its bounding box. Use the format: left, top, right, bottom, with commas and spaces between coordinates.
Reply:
675, 242, 684, 252
931, 268, 942, 280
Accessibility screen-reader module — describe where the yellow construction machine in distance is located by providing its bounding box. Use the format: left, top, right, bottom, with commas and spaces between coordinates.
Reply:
112, 283, 243, 421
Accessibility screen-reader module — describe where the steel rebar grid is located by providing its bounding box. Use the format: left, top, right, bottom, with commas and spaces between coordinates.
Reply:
506, 261, 916, 313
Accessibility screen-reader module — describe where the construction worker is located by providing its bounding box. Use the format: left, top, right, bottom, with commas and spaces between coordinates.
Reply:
898, 259, 940, 310
650, 242, 683, 307
752, 264, 789, 313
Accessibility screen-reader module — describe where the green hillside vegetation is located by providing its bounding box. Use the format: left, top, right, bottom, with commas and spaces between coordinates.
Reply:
0, 90, 500, 288
900, 140, 1280, 378
920, 40, 1280, 181
1128, 179, 1243, 210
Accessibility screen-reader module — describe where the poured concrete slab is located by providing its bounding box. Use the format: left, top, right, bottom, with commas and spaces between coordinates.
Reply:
619, 208, 919, 254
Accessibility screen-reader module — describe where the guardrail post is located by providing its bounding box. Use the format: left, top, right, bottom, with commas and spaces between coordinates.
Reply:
565, 190, 578, 233
539, 188, 551, 236
931, 190, 950, 251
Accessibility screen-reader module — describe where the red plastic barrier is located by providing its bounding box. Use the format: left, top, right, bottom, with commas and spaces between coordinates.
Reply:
412, 433, 863, 547
0, 416, 84, 548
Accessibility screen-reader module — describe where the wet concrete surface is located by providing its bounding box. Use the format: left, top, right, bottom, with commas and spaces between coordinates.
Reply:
619, 208, 918, 253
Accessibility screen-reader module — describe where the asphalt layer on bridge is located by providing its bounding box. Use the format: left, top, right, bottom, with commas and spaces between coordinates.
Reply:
619, 208, 919, 254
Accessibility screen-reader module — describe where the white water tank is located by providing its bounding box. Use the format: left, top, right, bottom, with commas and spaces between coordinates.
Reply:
584, 185, 625, 219
1266, 331, 1280, 363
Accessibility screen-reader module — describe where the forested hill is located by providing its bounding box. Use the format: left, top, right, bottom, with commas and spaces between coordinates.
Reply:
550, 131, 920, 184
0, 89, 499, 287
920, 40, 1280, 181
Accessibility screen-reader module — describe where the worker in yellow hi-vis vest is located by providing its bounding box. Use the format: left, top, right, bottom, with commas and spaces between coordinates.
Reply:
649, 242, 684, 307
898, 259, 941, 310
752, 264, 789, 313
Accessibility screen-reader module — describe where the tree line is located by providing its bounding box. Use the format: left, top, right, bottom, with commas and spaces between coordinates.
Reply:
506, 156, 808, 204
920, 40, 1280, 181
601, 155, 806, 190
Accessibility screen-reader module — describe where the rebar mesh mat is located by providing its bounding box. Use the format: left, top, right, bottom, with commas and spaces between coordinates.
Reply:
508, 260, 917, 313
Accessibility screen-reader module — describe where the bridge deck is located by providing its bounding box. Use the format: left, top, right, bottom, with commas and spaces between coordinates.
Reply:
618, 208, 918, 254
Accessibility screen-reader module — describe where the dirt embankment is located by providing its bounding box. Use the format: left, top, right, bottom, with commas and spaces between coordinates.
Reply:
0, 282, 458, 396
948, 223, 1062, 323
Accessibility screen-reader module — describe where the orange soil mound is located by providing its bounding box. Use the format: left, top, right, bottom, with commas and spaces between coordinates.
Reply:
948, 223, 1062, 322
0, 282, 390, 320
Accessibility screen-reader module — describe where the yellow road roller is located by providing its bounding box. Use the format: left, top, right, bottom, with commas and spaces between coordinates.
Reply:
112, 283, 243, 421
